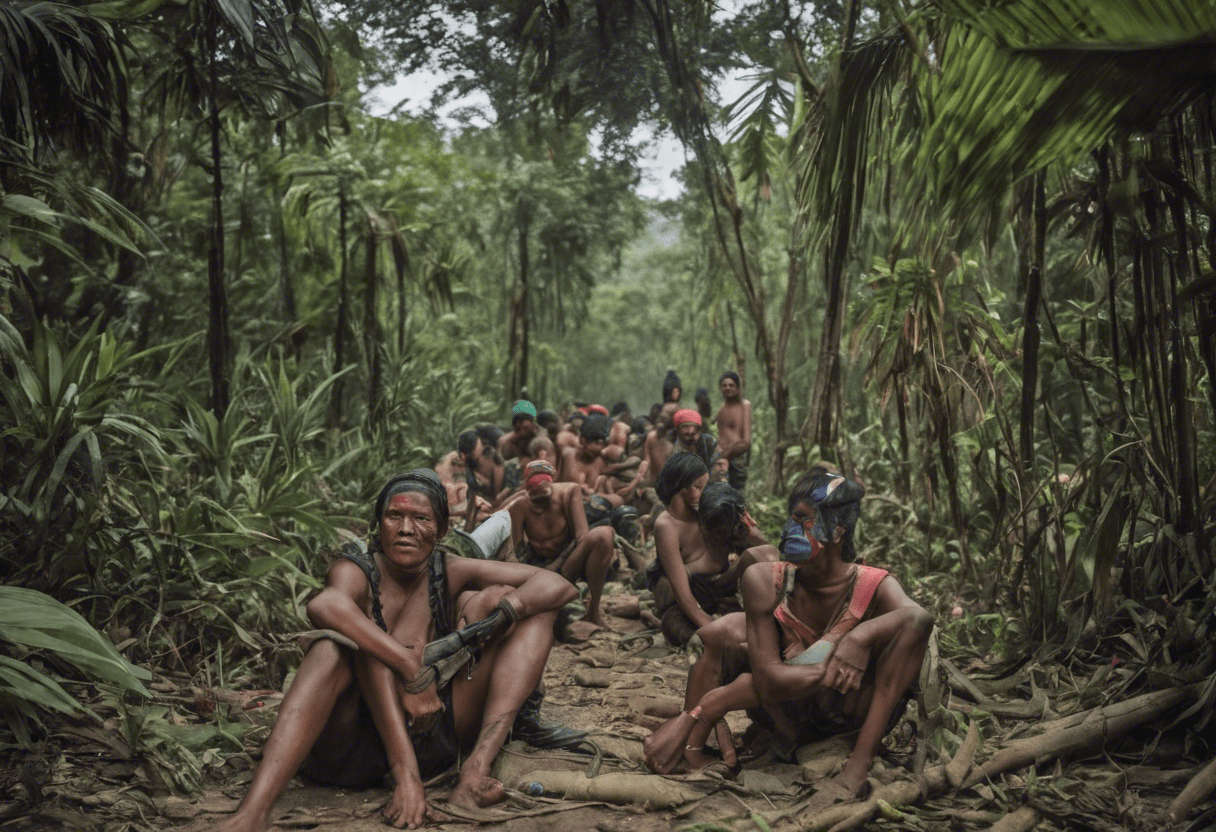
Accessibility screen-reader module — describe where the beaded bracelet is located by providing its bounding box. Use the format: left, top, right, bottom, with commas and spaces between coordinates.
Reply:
685, 705, 703, 722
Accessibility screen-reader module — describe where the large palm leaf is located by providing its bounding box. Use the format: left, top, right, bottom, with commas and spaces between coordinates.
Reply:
0, 1, 129, 167
803, 0, 1216, 239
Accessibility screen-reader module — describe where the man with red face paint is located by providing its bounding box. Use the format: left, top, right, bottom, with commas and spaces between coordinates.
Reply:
217, 471, 579, 832
506, 460, 616, 627
643, 469, 933, 805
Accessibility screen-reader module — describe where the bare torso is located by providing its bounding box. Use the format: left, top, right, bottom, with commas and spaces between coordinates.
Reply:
508, 483, 579, 557
654, 512, 728, 577
643, 430, 674, 482
559, 446, 604, 489
715, 398, 752, 460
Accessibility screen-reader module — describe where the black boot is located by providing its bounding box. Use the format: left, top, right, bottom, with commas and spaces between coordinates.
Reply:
512, 689, 588, 750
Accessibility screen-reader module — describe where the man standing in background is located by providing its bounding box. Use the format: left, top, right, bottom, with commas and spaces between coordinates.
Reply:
715, 372, 752, 492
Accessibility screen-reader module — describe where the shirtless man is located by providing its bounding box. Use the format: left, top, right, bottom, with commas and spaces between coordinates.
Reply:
608, 402, 631, 450
555, 412, 585, 452
524, 434, 557, 469
498, 400, 540, 461
672, 409, 718, 473
537, 410, 561, 444
434, 433, 473, 518
507, 460, 617, 627
650, 473, 776, 646
647, 454, 712, 647
216, 472, 578, 832
642, 412, 675, 487
558, 414, 611, 496
715, 372, 752, 492
643, 470, 932, 804
463, 426, 514, 529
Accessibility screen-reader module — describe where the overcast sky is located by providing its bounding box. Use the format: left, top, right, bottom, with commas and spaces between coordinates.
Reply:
367, 69, 753, 202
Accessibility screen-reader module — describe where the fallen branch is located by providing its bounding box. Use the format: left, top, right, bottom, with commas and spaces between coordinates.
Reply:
772, 683, 1201, 832
945, 721, 981, 788
510, 770, 707, 807
961, 685, 1195, 789
986, 806, 1037, 832
1168, 755, 1216, 823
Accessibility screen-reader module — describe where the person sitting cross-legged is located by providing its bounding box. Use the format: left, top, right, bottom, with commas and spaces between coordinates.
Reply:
216, 471, 579, 832
643, 469, 933, 804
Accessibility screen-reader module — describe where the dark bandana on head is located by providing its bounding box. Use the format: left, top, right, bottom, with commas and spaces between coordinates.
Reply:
371, 470, 450, 549
804, 474, 864, 561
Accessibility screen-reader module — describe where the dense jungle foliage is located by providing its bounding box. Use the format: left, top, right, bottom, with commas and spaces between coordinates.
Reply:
1, 0, 1214, 826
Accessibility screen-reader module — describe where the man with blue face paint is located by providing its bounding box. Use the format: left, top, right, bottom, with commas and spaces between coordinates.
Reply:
644, 468, 933, 807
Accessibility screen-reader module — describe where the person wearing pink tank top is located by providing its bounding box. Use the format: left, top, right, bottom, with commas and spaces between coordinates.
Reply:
644, 468, 933, 808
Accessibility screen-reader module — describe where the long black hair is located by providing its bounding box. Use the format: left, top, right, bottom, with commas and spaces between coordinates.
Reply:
655, 452, 708, 506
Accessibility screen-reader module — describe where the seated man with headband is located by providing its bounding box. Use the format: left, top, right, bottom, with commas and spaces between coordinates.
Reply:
218, 471, 579, 832
506, 460, 617, 628
671, 408, 720, 476
643, 469, 932, 804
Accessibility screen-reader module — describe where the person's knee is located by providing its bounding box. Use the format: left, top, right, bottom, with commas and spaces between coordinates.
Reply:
589, 525, 615, 548
303, 638, 356, 690
459, 585, 514, 626
696, 615, 735, 649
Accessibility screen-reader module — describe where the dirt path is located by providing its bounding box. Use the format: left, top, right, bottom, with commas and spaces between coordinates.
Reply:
48, 557, 1200, 832
165, 563, 861, 832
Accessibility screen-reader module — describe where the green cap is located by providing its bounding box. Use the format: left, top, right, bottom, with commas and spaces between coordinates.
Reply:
512, 400, 537, 420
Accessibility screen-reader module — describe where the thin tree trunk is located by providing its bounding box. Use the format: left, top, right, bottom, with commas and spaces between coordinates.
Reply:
329, 185, 349, 428
364, 218, 383, 429
206, 6, 230, 418
516, 211, 531, 399
1018, 173, 1045, 470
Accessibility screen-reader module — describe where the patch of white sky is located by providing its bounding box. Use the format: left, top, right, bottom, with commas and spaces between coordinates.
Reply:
364, 4, 781, 202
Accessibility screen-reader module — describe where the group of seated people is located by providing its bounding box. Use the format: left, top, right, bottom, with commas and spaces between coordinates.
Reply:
215, 373, 933, 832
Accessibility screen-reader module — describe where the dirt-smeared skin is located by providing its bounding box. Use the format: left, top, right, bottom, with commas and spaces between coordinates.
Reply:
449, 774, 507, 809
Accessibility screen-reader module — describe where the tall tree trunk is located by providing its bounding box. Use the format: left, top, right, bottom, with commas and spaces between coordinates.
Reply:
1004, 172, 1045, 608
276, 180, 300, 361
364, 219, 384, 429
206, 6, 231, 418
513, 211, 531, 399
329, 185, 349, 428
1019, 173, 1045, 470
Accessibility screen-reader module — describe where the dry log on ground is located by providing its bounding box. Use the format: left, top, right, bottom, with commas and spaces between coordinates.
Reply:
771, 684, 1200, 832
961, 685, 1195, 789
510, 770, 706, 807
1168, 755, 1216, 823
945, 721, 980, 788
986, 806, 1037, 832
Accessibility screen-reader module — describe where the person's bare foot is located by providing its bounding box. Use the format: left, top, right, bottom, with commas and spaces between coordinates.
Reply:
643, 713, 696, 773
581, 609, 610, 628
214, 809, 270, 832
449, 773, 506, 809
380, 778, 429, 829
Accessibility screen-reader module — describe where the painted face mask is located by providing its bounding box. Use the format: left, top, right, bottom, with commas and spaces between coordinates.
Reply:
780, 519, 823, 563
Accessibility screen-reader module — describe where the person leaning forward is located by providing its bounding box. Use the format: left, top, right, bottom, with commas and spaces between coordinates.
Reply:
643, 469, 933, 805
506, 459, 616, 628
216, 471, 581, 832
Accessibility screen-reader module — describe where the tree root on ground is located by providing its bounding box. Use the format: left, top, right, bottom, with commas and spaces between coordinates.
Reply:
763, 683, 1200, 832
1168, 755, 1216, 823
